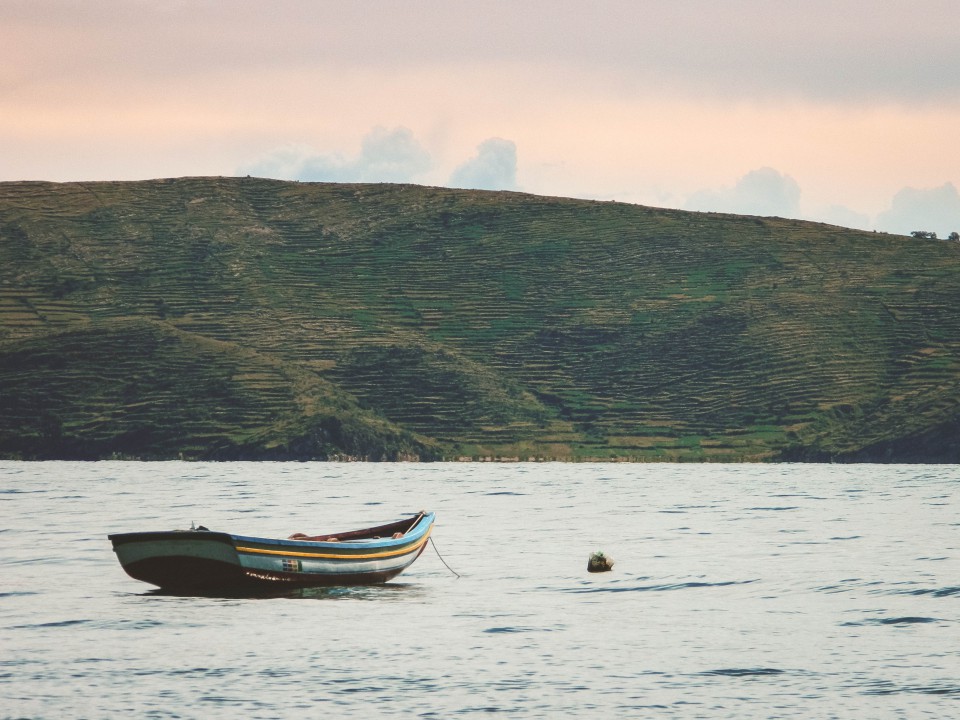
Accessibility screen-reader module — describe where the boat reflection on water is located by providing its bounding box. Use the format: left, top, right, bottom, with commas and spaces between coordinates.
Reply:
140, 581, 427, 601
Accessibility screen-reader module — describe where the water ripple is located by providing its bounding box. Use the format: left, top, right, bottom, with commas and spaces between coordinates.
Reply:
879, 585, 960, 598
840, 616, 943, 627
862, 680, 960, 696
11, 619, 90, 630
565, 579, 758, 594
701, 668, 786, 677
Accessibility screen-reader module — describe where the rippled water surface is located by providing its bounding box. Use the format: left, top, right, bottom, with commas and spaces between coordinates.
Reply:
2, 461, 959, 718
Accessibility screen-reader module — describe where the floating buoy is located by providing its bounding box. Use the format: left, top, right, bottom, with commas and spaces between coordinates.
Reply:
588, 550, 614, 573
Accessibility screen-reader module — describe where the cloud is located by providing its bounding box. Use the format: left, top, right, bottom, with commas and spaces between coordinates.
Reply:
448, 138, 518, 191
876, 182, 960, 237
9, 1, 958, 106
242, 130, 522, 192
684, 167, 801, 218
807, 204, 872, 232
240, 146, 313, 180
242, 126, 431, 183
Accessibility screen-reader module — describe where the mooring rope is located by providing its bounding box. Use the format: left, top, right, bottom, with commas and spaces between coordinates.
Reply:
429, 537, 461, 579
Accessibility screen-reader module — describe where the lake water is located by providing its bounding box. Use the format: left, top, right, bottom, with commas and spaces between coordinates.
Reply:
1, 461, 958, 718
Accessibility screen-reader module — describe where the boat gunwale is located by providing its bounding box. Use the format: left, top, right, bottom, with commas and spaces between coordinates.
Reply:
235, 526, 432, 560
108, 530, 235, 547
232, 512, 433, 551
108, 512, 435, 552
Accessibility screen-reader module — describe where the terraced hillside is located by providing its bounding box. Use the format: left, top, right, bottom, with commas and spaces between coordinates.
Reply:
2, 177, 959, 461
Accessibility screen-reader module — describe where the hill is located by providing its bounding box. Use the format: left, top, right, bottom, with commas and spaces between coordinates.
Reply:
1, 177, 959, 461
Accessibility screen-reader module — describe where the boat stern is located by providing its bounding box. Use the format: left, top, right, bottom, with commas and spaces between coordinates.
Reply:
108, 530, 244, 591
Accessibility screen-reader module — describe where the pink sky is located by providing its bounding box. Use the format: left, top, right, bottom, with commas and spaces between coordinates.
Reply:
3, 0, 959, 235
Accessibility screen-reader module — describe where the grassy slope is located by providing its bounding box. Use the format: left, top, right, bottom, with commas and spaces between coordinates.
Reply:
1, 177, 959, 461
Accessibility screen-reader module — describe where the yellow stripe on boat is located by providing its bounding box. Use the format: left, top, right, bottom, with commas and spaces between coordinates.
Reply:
235, 528, 431, 560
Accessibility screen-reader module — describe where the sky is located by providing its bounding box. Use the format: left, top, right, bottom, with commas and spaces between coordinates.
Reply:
3, 0, 959, 237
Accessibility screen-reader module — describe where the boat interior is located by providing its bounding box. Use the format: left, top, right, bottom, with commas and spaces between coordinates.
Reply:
286, 511, 426, 543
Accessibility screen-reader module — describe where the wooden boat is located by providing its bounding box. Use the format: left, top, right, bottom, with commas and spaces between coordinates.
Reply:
108, 511, 435, 592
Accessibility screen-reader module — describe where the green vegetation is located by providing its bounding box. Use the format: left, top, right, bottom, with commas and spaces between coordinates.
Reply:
2, 177, 959, 461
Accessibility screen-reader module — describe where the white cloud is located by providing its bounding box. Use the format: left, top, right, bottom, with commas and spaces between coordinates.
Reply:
242, 129, 522, 191
240, 145, 314, 180
242, 126, 431, 183
684, 167, 801, 218
806, 204, 872, 232
875, 182, 960, 238
448, 138, 518, 191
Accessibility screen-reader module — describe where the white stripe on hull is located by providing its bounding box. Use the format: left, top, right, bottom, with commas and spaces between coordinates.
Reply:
237, 548, 420, 576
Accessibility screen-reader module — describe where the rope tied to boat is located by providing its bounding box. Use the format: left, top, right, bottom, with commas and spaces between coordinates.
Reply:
430, 537, 461, 579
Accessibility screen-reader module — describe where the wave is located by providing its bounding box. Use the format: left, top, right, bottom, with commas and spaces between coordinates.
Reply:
10, 618, 90, 630
841, 616, 942, 627
701, 668, 785, 677
862, 680, 960, 696
564, 579, 758, 594
888, 586, 960, 598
